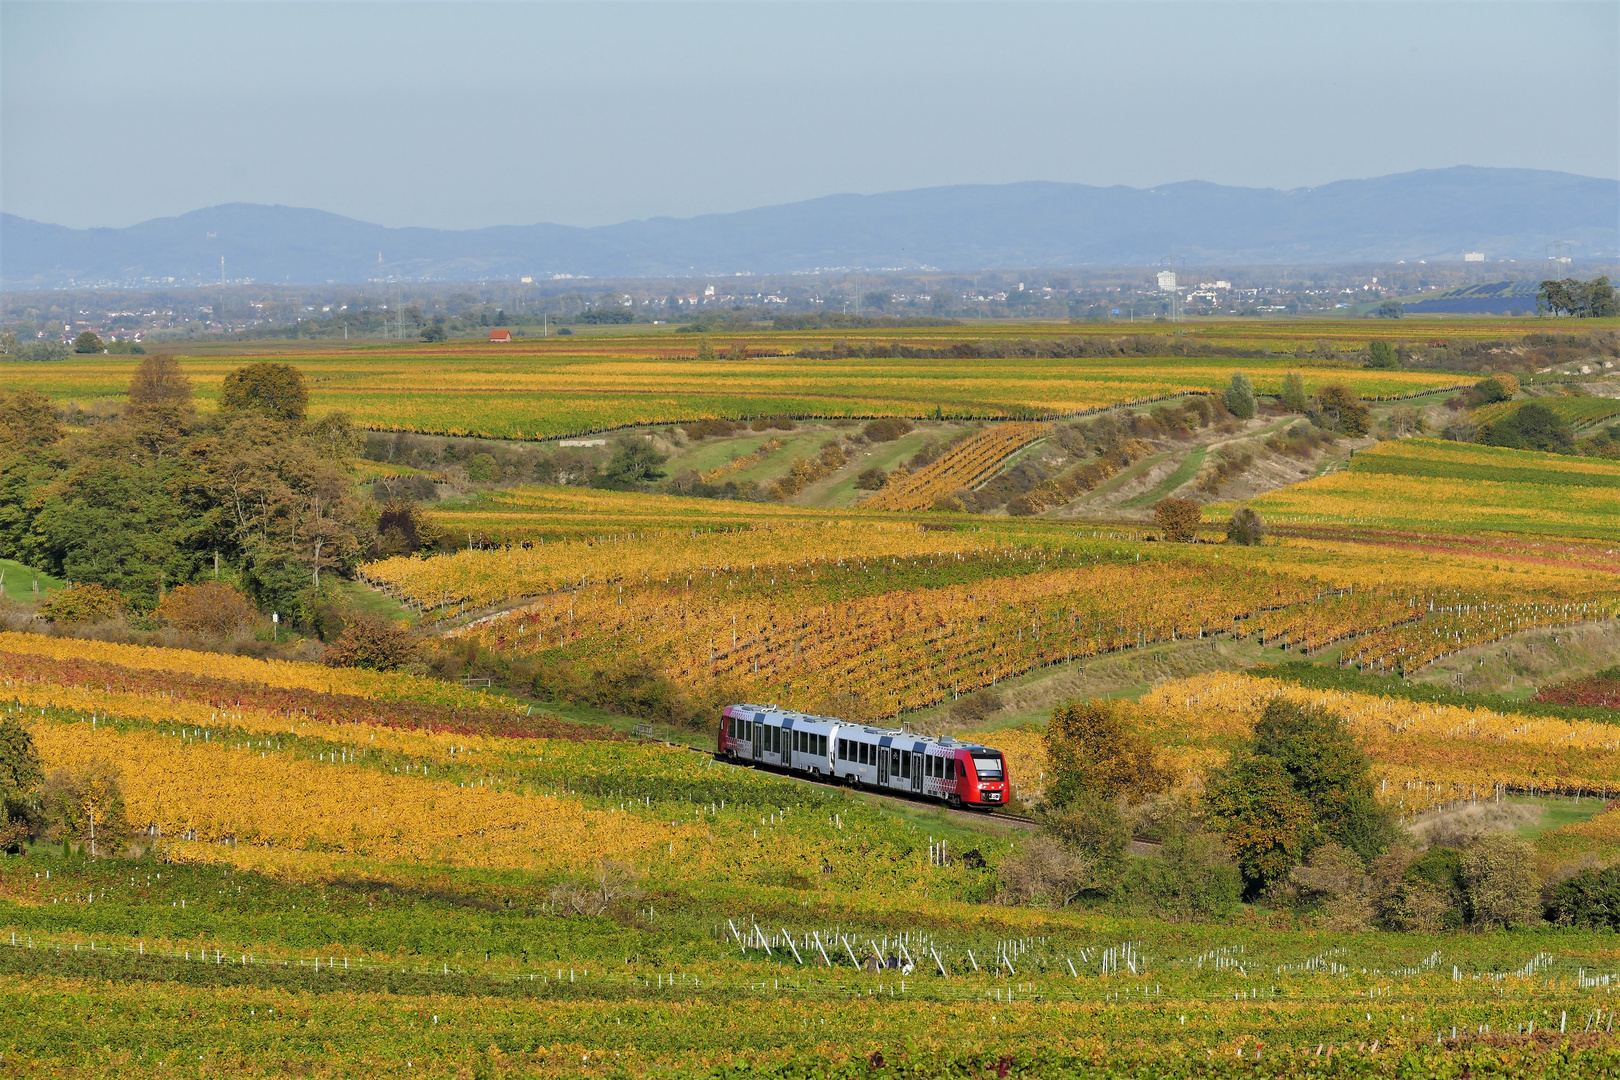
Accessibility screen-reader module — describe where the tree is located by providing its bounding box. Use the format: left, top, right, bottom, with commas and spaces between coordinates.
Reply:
1376, 301, 1403, 320
1154, 497, 1202, 542
1279, 372, 1308, 413
1313, 384, 1370, 436
854, 467, 888, 490
1473, 377, 1513, 404
596, 437, 667, 488
127, 354, 193, 411
42, 762, 128, 858
1204, 755, 1313, 895
0, 715, 43, 852
36, 583, 127, 624
220, 362, 309, 421
1248, 697, 1395, 862
323, 616, 417, 670
420, 316, 447, 343
73, 331, 104, 354
1366, 340, 1399, 368
1222, 372, 1256, 419
1043, 698, 1170, 808
0, 389, 61, 453
1545, 864, 1620, 928
695, 339, 718, 362
304, 411, 363, 463
155, 582, 258, 638
1225, 506, 1264, 546
1477, 402, 1575, 453
1462, 837, 1539, 929
1206, 697, 1395, 896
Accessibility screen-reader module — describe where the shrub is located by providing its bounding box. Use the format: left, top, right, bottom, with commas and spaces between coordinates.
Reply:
1044, 698, 1170, 806
749, 416, 797, 432
1545, 864, 1620, 928
155, 582, 258, 638
1367, 340, 1398, 369
1113, 831, 1242, 920
996, 837, 1092, 907
950, 688, 1004, 726
465, 453, 500, 483
862, 418, 913, 443
1290, 843, 1373, 930
323, 616, 417, 671
0, 715, 43, 852
1477, 402, 1575, 452
854, 467, 888, 490
1225, 507, 1264, 546
1384, 846, 1468, 931
682, 418, 743, 440
1154, 497, 1202, 542
37, 583, 126, 624
1462, 837, 1539, 929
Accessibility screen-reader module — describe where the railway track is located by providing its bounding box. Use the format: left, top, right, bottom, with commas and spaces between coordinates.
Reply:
683, 744, 1039, 829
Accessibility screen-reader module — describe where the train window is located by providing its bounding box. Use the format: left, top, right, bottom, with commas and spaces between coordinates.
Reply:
972, 755, 1003, 779
817, 734, 827, 757
837, 739, 847, 761
857, 742, 867, 765
899, 752, 910, 779
947, 759, 956, 780
772, 726, 780, 753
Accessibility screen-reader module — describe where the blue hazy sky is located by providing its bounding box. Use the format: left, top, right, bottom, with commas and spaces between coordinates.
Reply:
3, 1, 1616, 230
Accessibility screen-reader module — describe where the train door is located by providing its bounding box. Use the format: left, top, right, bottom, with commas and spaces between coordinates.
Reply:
877, 744, 889, 785
781, 725, 791, 766
911, 751, 923, 792
751, 721, 762, 761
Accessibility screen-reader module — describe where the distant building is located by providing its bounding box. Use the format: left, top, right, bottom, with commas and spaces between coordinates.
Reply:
1157, 271, 1177, 291
1464, 252, 1485, 262
489, 329, 512, 343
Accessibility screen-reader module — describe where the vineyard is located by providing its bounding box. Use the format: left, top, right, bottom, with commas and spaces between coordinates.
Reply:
862, 422, 1053, 510
7, 636, 1620, 1077
18, 343, 1461, 440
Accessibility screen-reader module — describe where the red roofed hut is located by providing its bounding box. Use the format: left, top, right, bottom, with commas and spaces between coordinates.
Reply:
489, 329, 513, 343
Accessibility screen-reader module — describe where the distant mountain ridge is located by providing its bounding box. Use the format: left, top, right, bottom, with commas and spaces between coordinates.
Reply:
2, 167, 1615, 288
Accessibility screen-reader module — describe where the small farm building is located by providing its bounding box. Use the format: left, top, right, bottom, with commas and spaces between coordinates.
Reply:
489, 329, 513, 343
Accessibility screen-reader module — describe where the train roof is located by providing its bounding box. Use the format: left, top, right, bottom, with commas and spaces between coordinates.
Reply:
725, 703, 999, 754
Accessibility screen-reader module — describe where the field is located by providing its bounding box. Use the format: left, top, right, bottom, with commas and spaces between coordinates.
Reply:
1474, 395, 1620, 430
1237, 438, 1620, 541
8, 634, 1620, 1078
15, 330, 1462, 439
9, 320, 1620, 1077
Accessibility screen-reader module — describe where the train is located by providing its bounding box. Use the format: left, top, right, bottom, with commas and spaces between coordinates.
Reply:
717, 703, 1009, 809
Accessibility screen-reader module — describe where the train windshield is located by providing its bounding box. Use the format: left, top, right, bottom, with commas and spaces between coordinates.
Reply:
972, 755, 1004, 780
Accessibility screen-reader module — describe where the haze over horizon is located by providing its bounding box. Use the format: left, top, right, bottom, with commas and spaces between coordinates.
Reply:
3, 1, 1616, 233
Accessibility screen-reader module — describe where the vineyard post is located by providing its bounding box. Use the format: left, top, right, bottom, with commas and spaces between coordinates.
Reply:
780, 929, 803, 965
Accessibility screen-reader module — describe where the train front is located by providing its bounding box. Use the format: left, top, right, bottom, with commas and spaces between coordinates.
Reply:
958, 747, 1008, 807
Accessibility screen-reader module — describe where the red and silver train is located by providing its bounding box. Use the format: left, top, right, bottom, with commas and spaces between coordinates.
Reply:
717, 703, 1009, 809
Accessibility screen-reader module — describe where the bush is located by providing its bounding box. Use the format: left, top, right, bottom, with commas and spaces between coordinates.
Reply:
1474, 376, 1514, 403
322, 616, 417, 671
1113, 831, 1242, 920
749, 416, 797, 432
996, 837, 1093, 907
1545, 864, 1620, 928
465, 453, 499, 483
682, 418, 743, 440
854, 467, 888, 490
950, 688, 1004, 726
1044, 698, 1170, 806
1477, 402, 1575, 453
1367, 340, 1399, 368
1225, 507, 1264, 546
155, 582, 258, 638
1313, 384, 1371, 437
0, 715, 43, 852
1279, 372, 1309, 413
1462, 837, 1539, 929
1290, 843, 1373, 929
1383, 846, 1468, 930
37, 583, 127, 624
1154, 497, 1202, 542
862, 418, 913, 443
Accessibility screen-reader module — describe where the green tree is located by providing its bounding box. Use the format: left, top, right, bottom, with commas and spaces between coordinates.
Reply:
1366, 340, 1399, 368
420, 316, 447, 343
0, 389, 62, 453
1279, 372, 1308, 413
221, 362, 309, 421
596, 437, 667, 488
1477, 402, 1574, 452
1043, 698, 1171, 808
1204, 756, 1313, 895
1222, 372, 1256, 419
304, 412, 364, 464
127, 353, 193, 412
1376, 301, 1403, 320
695, 339, 718, 362
73, 331, 104, 354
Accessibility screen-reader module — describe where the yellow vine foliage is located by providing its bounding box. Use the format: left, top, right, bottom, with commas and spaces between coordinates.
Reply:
0, 631, 510, 710
862, 422, 1052, 511
30, 722, 681, 875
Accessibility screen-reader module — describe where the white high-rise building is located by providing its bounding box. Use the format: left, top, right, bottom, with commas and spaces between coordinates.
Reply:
1157, 270, 1178, 291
